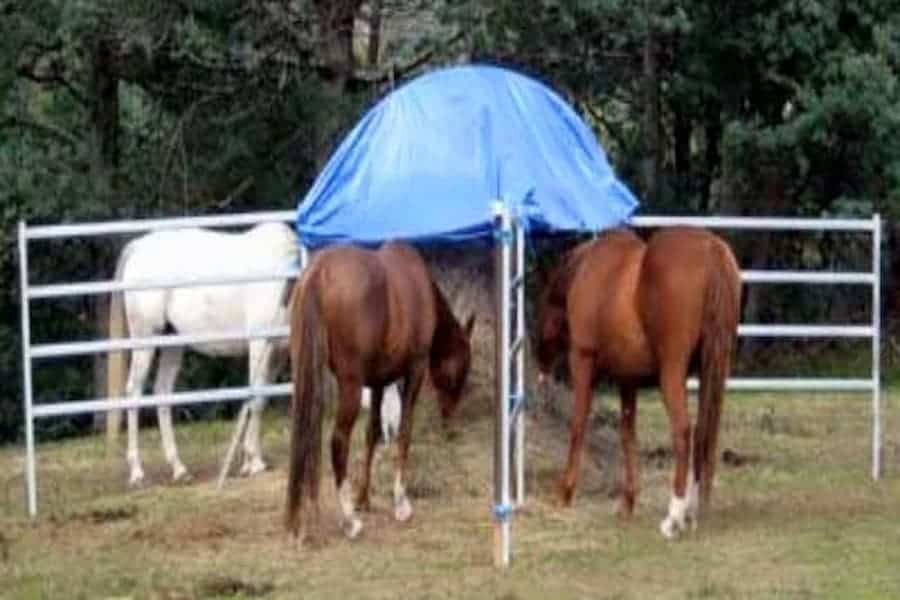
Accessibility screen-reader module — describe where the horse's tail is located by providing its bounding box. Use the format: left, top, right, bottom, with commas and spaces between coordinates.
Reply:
695, 239, 742, 511
285, 269, 327, 538
105, 242, 134, 450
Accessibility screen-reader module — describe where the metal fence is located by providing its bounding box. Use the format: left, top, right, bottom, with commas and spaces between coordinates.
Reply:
490, 211, 881, 567
18, 211, 304, 518
630, 214, 882, 483
18, 211, 882, 522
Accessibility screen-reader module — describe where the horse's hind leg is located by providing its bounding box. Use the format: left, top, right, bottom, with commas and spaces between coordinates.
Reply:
154, 347, 189, 482
357, 386, 384, 511
659, 364, 694, 539
332, 377, 363, 538
241, 340, 271, 477
618, 385, 639, 519
558, 349, 595, 507
394, 366, 425, 523
125, 348, 154, 487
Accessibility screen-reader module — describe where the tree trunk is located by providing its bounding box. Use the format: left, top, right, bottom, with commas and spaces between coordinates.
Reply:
673, 104, 691, 208
701, 102, 722, 210
90, 36, 120, 191
641, 24, 661, 206
312, 0, 363, 167
368, 0, 382, 67
740, 169, 787, 355
88, 35, 122, 438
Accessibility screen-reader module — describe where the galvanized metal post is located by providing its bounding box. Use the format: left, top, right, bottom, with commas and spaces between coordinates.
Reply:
492, 201, 512, 567
871, 214, 882, 480
300, 243, 309, 270
514, 216, 526, 507
19, 221, 37, 518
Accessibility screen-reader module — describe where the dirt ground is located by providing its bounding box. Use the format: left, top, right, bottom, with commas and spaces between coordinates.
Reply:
3, 386, 900, 599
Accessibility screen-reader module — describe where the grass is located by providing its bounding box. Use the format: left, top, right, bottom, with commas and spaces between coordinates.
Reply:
2, 383, 900, 599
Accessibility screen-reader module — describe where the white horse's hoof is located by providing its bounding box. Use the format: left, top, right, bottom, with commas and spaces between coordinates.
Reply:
660, 516, 680, 539
343, 518, 363, 539
172, 464, 192, 483
240, 457, 267, 477
394, 497, 413, 522
128, 470, 145, 488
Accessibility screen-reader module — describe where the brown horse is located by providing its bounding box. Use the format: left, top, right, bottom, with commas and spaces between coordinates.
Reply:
285, 242, 475, 541
535, 227, 741, 539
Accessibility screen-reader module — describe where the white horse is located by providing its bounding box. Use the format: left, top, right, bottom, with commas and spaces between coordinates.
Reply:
106, 222, 401, 486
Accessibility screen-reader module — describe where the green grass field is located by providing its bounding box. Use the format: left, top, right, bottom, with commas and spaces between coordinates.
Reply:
2, 384, 900, 599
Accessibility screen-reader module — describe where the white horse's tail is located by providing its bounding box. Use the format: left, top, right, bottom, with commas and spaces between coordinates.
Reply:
105, 242, 135, 450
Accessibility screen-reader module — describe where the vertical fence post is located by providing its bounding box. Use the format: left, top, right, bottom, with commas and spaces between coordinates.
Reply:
871, 213, 882, 481
19, 221, 38, 518
492, 201, 512, 567
513, 216, 526, 507
299, 242, 309, 271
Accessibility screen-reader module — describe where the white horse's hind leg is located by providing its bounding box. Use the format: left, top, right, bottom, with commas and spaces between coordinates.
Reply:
154, 348, 189, 482
240, 340, 271, 477
126, 349, 154, 487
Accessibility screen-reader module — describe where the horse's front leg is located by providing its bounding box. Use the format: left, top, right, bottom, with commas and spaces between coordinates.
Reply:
618, 385, 639, 519
659, 364, 694, 539
558, 348, 596, 506
356, 385, 384, 511
393, 365, 425, 522
332, 377, 363, 538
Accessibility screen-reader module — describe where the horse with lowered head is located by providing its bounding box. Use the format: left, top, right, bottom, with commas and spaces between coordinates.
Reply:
535, 227, 741, 539
285, 241, 475, 542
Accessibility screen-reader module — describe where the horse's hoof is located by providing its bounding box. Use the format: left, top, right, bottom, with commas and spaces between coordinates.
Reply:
659, 515, 685, 540
617, 503, 635, 521
556, 483, 575, 508
394, 497, 413, 522
343, 518, 363, 539
172, 466, 192, 483
128, 468, 146, 488
240, 458, 267, 477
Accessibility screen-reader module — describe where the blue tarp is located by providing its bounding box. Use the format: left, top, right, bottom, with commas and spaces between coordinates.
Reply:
296, 64, 638, 248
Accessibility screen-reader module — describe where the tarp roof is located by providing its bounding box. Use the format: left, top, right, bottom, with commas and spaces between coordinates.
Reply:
296, 64, 638, 248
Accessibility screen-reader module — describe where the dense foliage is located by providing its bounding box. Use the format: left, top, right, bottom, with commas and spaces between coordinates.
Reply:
2, 0, 899, 442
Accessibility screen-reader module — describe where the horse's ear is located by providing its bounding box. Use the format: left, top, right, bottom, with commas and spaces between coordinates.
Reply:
464, 313, 476, 338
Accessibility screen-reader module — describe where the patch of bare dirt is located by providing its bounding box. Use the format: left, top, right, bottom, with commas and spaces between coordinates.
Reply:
721, 448, 760, 468
199, 575, 274, 597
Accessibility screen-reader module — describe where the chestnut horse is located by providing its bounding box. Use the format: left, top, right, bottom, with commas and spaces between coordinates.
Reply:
535, 227, 741, 539
285, 242, 475, 541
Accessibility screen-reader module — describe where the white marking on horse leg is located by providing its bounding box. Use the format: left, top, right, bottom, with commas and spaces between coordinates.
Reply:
338, 479, 362, 539
660, 493, 689, 539
393, 471, 413, 522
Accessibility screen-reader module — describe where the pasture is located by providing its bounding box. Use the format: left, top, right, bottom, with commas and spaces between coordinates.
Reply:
2, 381, 900, 599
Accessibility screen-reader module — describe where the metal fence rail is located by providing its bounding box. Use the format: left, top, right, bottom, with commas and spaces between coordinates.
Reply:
19, 212, 299, 518
490, 211, 882, 569
632, 214, 882, 482
18, 211, 882, 521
